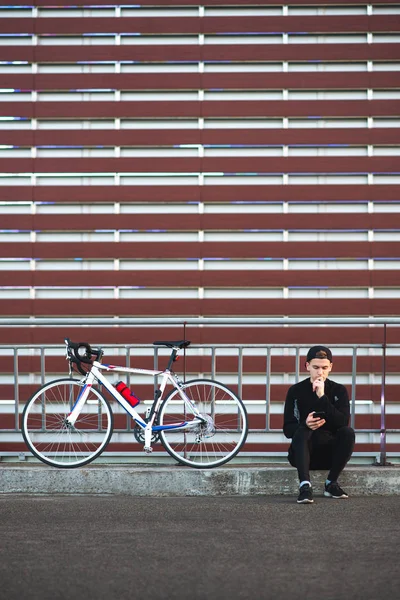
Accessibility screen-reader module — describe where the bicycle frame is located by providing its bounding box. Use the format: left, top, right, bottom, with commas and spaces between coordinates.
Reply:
67, 361, 206, 452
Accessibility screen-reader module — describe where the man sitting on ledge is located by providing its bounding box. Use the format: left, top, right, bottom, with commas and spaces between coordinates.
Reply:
283, 345, 355, 504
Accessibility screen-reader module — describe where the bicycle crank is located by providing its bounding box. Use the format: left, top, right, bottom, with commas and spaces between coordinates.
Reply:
133, 425, 160, 445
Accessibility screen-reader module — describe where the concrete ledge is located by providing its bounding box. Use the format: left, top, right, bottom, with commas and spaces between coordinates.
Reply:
0, 464, 399, 496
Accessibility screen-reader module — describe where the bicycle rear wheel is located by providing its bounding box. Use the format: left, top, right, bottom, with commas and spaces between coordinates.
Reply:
22, 378, 113, 468
158, 379, 248, 468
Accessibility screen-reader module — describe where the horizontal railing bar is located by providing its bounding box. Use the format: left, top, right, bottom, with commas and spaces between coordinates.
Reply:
0, 343, 397, 349
1, 317, 400, 326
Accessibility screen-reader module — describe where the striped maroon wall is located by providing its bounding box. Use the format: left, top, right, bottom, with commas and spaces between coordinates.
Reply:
0, 0, 400, 458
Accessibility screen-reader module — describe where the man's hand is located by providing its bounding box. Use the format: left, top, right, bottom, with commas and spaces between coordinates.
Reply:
312, 376, 325, 398
306, 412, 326, 430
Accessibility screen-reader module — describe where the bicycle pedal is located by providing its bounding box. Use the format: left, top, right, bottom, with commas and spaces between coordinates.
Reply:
144, 446, 153, 454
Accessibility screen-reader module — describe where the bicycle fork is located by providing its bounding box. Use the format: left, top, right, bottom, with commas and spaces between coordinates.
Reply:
66, 375, 95, 426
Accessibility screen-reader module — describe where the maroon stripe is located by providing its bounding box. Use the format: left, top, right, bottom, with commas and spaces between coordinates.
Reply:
1, 184, 399, 203
0, 298, 398, 316
4, 71, 400, 91
1, 43, 400, 63
1, 156, 398, 173
3, 355, 400, 376
1, 325, 398, 346
3, 128, 400, 148
1, 99, 399, 119
1, 0, 395, 7
0, 212, 399, 230
4, 384, 400, 405
1, 442, 398, 453
1, 240, 399, 259
0, 0, 395, 7
1, 270, 399, 288
1, 15, 398, 35
202, 42, 400, 62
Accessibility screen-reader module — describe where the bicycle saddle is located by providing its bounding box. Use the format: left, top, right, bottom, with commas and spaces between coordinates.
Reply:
152, 340, 191, 349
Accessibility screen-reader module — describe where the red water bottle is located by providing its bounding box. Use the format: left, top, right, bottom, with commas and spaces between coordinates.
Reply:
114, 381, 140, 408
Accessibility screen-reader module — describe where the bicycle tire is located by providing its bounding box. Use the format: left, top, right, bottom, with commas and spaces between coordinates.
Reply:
158, 378, 248, 468
22, 378, 114, 468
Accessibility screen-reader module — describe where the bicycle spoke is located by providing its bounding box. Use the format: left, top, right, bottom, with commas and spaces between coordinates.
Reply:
159, 379, 248, 468
22, 379, 113, 468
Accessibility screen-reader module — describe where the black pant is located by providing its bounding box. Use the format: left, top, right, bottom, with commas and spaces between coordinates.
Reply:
288, 425, 355, 483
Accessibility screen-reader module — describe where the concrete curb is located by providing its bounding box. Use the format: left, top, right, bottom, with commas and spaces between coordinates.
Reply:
0, 465, 399, 496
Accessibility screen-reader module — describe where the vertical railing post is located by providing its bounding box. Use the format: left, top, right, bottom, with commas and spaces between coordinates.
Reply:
40, 347, 46, 431
126, 346, 132, 432
350, 346, 357, 431
40, 347, 46, 386
237, 347, 243, 431
211, 346, 216, 381
14, 347, 19, 431
153, 345, 159, 401
183, 321, 187, 383
265, 346, 271, 432
238, 346, 243, 403
295, 346, 300, 383
379, 324, 387, 466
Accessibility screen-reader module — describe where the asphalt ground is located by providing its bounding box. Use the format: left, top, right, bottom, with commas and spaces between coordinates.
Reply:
0, 495, 399, 600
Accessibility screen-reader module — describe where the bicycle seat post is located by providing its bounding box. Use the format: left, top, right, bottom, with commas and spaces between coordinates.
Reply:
166, 347, 178, 371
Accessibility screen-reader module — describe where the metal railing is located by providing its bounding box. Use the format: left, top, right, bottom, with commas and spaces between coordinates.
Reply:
1, 317, 399, 465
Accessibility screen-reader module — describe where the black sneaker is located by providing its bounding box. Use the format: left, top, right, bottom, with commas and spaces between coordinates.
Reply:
297, 483, 314, 504
324, 481, 348, 499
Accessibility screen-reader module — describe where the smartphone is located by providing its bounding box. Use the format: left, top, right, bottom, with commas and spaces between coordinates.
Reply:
313, 411, 326, 419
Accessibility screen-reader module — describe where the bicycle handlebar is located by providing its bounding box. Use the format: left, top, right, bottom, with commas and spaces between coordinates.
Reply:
65, 338, 103, 375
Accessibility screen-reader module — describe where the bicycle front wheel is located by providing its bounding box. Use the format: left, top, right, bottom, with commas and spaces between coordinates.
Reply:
158, 379, 248, 468
22, 378, 113, 468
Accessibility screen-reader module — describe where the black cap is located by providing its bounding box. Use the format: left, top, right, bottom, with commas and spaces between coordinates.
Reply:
306, 345, 333, 363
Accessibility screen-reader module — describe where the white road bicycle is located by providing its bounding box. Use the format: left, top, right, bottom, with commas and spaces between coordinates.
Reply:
22, 338, 248, 469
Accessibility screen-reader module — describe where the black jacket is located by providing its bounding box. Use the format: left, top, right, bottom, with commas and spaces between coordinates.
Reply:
283, 377, 350, 439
